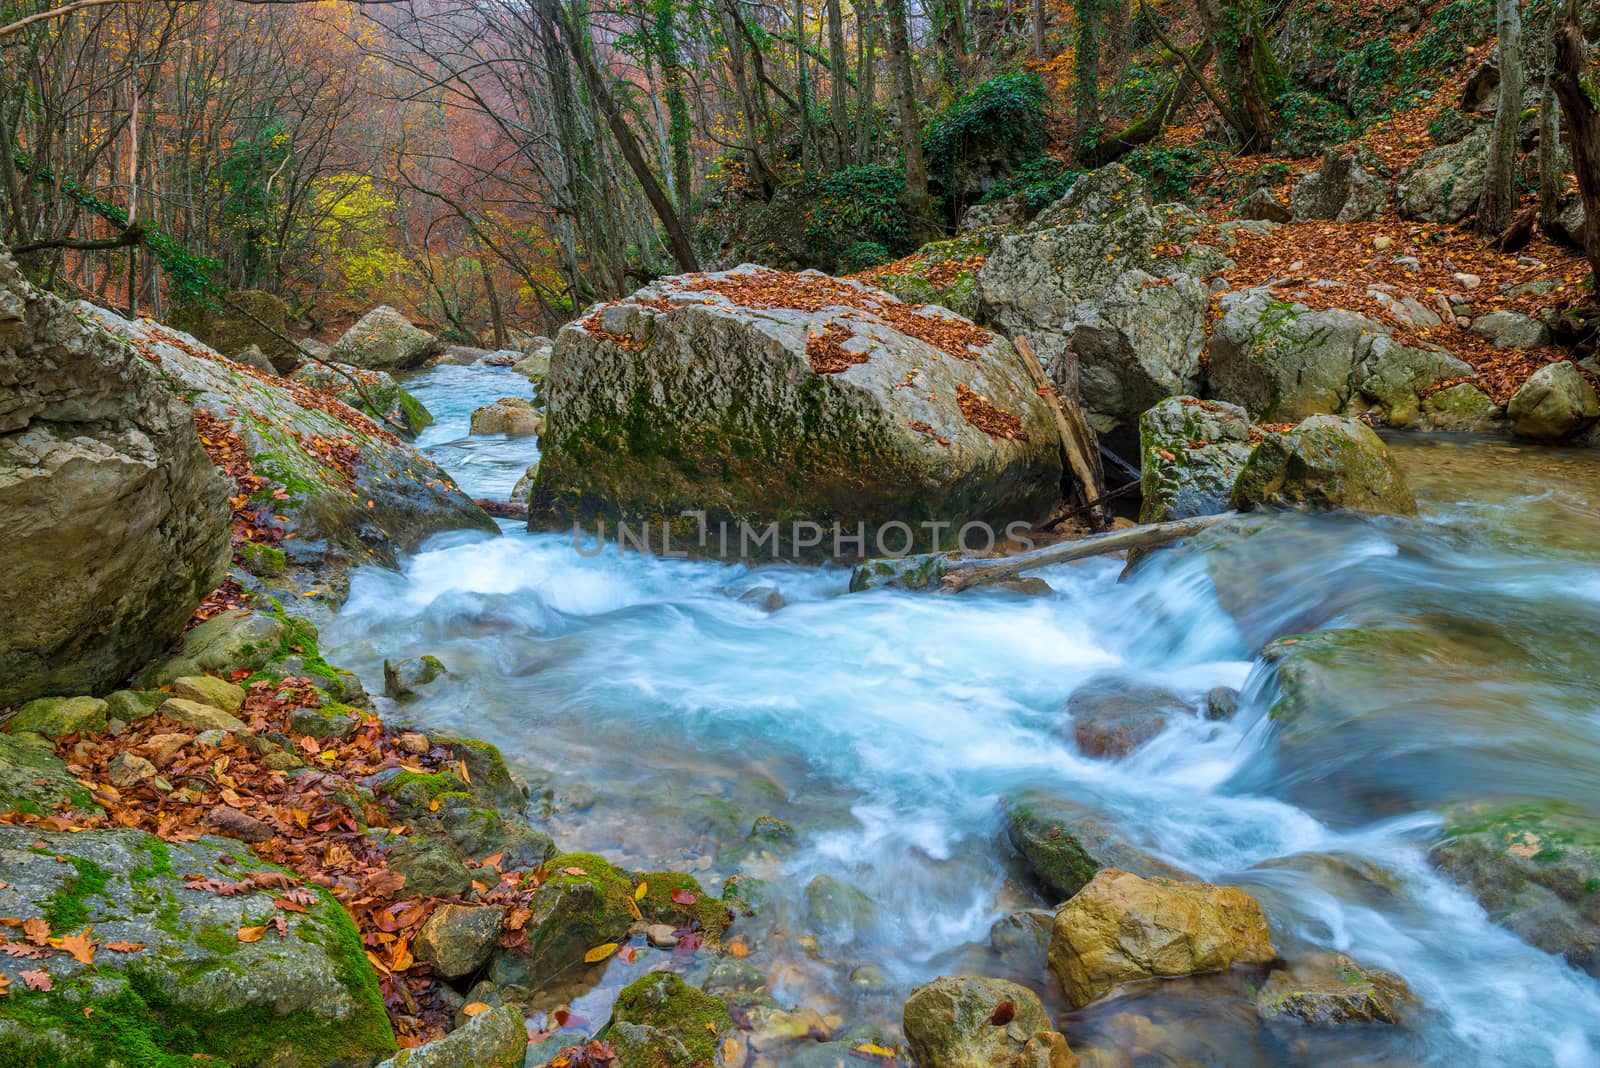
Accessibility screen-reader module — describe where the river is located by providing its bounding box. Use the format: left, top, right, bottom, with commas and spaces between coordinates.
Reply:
323, 363, 1600, 1066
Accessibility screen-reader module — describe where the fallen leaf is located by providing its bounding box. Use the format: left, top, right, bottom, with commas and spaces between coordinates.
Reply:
105, 940, 146, 953
49, 928, 95, 965
634, 881, 648, 901
236, 925, 267, 943
462, 1002, 491, 1017
989, 999, 1016, 1026
670, 889, 697, 905
20, 970, 50, 991
562, 867, 588, 877
23, 918, 49, 946
583, 942, 619, 963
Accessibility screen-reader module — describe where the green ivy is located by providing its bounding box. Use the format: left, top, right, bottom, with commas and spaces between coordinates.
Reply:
922, 71, 1047, 192
1123, 146, 1210, 203
981, 157, 1081, 213
1332, 40, 1399, 120
802, 165, 910, 265
1273, 92, 1357, 157
838, 241, 892, 273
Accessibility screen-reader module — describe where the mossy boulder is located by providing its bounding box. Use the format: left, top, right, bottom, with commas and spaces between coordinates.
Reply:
867, 237, 986, 320
6, 696, 108, 740
609, 972, 734, 1068
1505, 361, 1599, 442
1397, 130, 1490, 223
804, 874, 878, 943
291, 362, 434, 439
531, 266, 1062, 558
1047, 868, 1276, 1008
104, 689, 166, 724
239, 541, 288, 577
375, 1004, 527, 1068
169, 290, 300, 373
1429, 802, 1600, 975
139, 609, 290, 687
329, 306, 437, 371
1232, 416, 1416, 517
384, 655, 449, 700
171, 675, 246, 714
1420, 383, 1501, 432
1255, 952, 1413, 1025
1139, 397, 1257, 524
0, 826, 395, 1067
1003, 790, 1189, 902
0, 733, 97, 817
902, 975, 1069, 1068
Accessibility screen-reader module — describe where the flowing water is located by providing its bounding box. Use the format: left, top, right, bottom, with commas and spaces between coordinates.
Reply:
327, 365, 1600, 1066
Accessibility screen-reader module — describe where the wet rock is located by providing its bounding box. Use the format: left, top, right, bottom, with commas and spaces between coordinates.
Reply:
989, 909, 1055, 974
1232, 416, 1417, 517
469, 397, 543, 437
1469, 310, 1551, 351
107, 751, 157, 788
384, 655, 450, 699
1047, 868, 1276, 1008
531, 266, 1062, 558
750, 815, 797, 844
385, 833, 475, 899
1429, 802, 1600, 975
6, 696, 108, 740
511, 460, 539, 504
608, 972, 735, 1068
903, 975, 1070, 1068
330, 305, 437, 370
375, 1004, 527, 1068
1239, 188, 1292, 223
291, 362, 434, 438
1062, 269, 1207, 431
1138, 398, 1257, 524
849, 963, 890, 995
0, 252, 231, 706
805, 874, 878, 943
1204, 687, 1239, 721
646, 923, 680, 948
1208, 287, 1471, 424
415, 904, 507, 979
1255, 952, 1412, 1025
1290, 152, 1387, 223
441, 805, 554, 870
1420, 383, 1501, 432
848, 552, 949, 592
1398, 130, 1490, 223
140, 610, 292, 687
1066, 677, 1187, 758
158, 698, 247, 733
1505, 362, 1599, 442
0, 826, 396, 1066
1004, 791, 1189, 901
172, 675, 246, 715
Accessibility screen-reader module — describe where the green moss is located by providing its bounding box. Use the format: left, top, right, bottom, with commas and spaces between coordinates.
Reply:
131, 838, 174, 882
43, 856, 110, 931
194, 924, 244, 957
386, 770, 470, 801
610, 972, 733, 1067
238, 542, 287, 578
1443, 803, 1600, 864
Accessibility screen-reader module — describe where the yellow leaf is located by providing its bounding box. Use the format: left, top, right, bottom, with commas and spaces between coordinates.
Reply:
854, 1043, 896, 1056
634, 881, 648, 901
462, 1002, 491, 1017
625, 895, 642, 921
583, 942, 620, 963
236, 925, 267, 943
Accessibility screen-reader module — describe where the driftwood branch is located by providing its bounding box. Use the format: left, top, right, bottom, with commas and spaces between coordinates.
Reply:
1013, 335, 1109, 530
940, 512, 1237, 592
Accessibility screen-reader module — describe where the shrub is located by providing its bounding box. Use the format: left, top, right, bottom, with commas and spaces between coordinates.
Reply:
803, 165, 910, 265
839, 241, 893, 273
1273, 91, 1357, 157
922, 70, 1048, 193
1123, 146, 1209, 202
981, 157, 1081, 213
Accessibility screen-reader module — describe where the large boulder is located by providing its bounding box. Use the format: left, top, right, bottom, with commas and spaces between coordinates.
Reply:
1138, 397, 1256, 524
1062, 269, 1208, 431
1420, 382, 1502, 432
1505, 361, 1599, 441
329, 306, 437, 370
1290, 152, 1387, 222
171, 289, 300, 373
867, 237, 986, 320
0, 826, 396, 1067
530, 266, 1062, 558
0, 251, 231, 706
1047, 868, 1277, 1008
1429, 802, 1600, 976
469, 397, 542, 437
1232, 415, 1417, 517
80, 305, 494, 570
902, 976, 1074, 1068
291, 362, 434, 439
1397, 130, 1490, 223
977, 165, 1223, 397
376, 1005, 527, 1068
1208, 287, 1471, 423
1548, 197, 1588, 251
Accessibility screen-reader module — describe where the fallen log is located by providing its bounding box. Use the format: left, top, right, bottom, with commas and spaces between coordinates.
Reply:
1013, 335, 1108, 529
848, 512, 1237, 593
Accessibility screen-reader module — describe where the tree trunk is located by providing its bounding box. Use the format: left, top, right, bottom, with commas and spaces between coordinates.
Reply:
1032, 0, 1046, 60
795, 0, 818, 171
479, 255, 507, 349
855, 0, 878, 163
1074, 0, 1104, 163
827, 0, 850, 165
1537, 17, 1563, 225
1479, 0, 1524, 238
883, 0, 937, 241
1194, 0, 1274, 153
1553, 0, 1600, 286
652, 0, 694, 231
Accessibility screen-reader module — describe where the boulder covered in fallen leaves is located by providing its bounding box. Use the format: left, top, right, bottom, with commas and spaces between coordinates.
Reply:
1397, 129, 1490, 223
0, 825, 397, 1067
0, 250, 231, 707
291, 362, 435, 439
1139, 397, 1257, 524
530, 266, 1062, 558
329, 305, 437, 370
977, 165, 1225, 426
902, 975, 1074, 1068
80, 303, 494, 571
375, 1005, 527, 1068
1505, 361, 1599, 442
867, 237, 987, 320
1208, 287, 1472, 424
1290, 152, 1387, 223
1233, 415, 1416, 517
1047, 868, 1277, 1008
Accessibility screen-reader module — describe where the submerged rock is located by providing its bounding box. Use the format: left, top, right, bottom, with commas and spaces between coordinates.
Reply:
1505, 362, 1599, 442
0, 251, 231, 706
902, 975, 1072, 1068
330, 305, 437, 370
1429, 802, 1600, 975
1047, 868, 1276, 1008
1232, 416, 1416, 517
1255, 952, 1413, 1026
608, 971, 735, 1068
291, 362, 434, 438
1139, 398, 1256, 525
531, 266, 1061, 557
0, 826, 396, 1067
1065, 676, 1190, 758
805, 873, 878, 943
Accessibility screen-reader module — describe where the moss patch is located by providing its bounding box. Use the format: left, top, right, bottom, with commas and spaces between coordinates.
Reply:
43, 856, 110, 931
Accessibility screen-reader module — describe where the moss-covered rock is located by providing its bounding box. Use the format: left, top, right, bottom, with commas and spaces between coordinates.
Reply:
1139, 397, 1257, 524
6, 696, 108, 740
104, 689, 166, 724
1255, 951, 1413, 1025
1505, 361, 1599, 442
239, 541, 288, 578
902, 975, 1068, 1068
170, 289, 299, 373
291, 362, 435, 439
384, 655, 450, 700
866, 238, 986, 320
329, 306, 437, 371
609, 972, 734, 1068
1429, 802, 1600, 975
0, 733, 97, 817
383, 832, 475, 899
1003, 790, 1189, 902
171, 675, 246, 715
0, 826, 395, 1067
1233, 416, 1416, 516
375, 1004, 527, 1068
414, 904, 506, 980
139, 609, 290, 687
1420, 382, 1501, 432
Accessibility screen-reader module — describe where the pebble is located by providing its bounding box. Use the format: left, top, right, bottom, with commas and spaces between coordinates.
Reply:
1454, 272, 1482, 289
398, 732, 430, 755
1372, 235, 1393, 250
646, 924, 679, 948
108, 751, 158, 788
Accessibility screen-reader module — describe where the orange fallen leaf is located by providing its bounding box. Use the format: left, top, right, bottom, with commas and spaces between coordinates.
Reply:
49, 928, 95, 965
462, 1002, 491, 1017
105, 940, 146, 953
236, 925, 267, 943
19, 970, 50, 992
